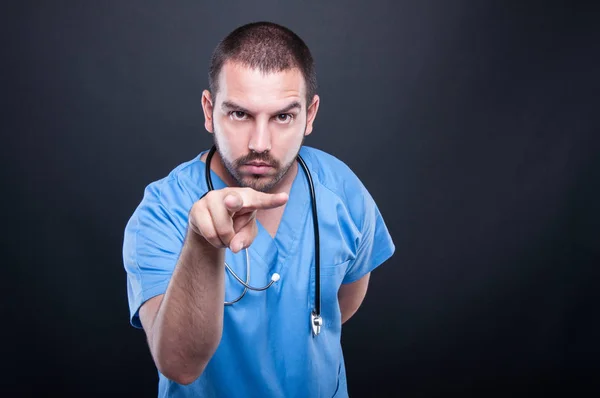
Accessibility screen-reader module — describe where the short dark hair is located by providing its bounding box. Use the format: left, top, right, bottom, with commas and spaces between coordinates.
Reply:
208, 21, 317, 106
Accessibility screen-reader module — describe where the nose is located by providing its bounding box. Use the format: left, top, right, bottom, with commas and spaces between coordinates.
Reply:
248, 120, 271, 153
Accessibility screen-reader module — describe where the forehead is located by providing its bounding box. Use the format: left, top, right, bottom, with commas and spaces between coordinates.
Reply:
216, 61, 306, 109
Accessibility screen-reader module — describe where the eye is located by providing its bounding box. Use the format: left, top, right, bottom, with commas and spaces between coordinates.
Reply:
230, 111, 248, 121
275, 114, 293, 123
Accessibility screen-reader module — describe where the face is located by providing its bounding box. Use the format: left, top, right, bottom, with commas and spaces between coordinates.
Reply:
201, 61, 319, 192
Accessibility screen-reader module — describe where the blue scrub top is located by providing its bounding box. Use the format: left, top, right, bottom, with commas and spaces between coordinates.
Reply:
123, 146, 395, 397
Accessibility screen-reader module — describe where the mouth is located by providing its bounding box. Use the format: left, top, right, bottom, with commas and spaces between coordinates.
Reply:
241, 162, 274, 175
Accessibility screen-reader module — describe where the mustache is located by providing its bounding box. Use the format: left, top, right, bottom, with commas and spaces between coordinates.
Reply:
234, 152, 280, 168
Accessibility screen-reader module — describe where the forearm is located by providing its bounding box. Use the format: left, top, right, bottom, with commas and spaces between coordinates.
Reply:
338, 273, 370, 324
151, 229, 225, 383
339, 295, 361, 324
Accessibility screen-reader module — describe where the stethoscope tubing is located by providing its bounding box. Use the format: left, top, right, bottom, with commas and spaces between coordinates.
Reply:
203, 145, 321, 333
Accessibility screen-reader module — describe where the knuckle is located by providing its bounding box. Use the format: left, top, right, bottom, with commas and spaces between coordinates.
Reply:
204, 190, 219, 203
191, 200, 203, 214
200, 190, 212, 201
227, 191, 242, 203
216, 226, 234, 242
240, 187, 253, 197
203, 231, 218, 243
192, 199, 210, 217
204, 190, 226, 205
223, 187, 239, 199
190, 204, 208, 223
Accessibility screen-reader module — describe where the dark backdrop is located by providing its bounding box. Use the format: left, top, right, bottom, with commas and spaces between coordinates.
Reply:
2, 1, 599, 396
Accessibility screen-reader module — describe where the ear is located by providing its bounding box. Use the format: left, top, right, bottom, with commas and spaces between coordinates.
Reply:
304, 94, 320, 136
201, 90, 214, 133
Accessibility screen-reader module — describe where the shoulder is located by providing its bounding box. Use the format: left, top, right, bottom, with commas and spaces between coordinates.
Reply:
140, 153, 208, 208
298, 146, 362, 191
298, 146, 374, 226
128, 153, 209, 231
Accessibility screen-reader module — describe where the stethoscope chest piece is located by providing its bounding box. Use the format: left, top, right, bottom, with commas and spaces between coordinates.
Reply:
311, 311, 322, 336
204, 145, 323, 337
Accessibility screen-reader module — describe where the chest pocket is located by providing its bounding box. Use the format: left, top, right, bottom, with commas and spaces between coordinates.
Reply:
319, 260, 351, 330
320, 260, 350, 277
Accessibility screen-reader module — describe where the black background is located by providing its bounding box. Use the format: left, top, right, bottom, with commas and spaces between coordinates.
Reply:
2, 1, 599, 396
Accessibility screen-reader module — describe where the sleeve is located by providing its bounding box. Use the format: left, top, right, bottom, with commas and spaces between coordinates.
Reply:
122, 183, 188, 329
342, 183, 395, 284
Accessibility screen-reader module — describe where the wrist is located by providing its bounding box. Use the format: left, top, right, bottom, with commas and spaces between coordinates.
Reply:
187, 225, 223, 253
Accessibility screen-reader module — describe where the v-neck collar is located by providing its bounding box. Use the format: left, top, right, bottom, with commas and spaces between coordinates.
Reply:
198, 150, 310, 273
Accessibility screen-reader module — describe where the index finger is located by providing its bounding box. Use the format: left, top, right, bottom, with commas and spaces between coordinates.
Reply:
236, 189, 289, 212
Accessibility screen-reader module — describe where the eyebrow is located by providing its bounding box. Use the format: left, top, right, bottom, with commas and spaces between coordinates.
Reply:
274, 101, 302, 114
221, 101, 251, 114
221, 100, 302, 115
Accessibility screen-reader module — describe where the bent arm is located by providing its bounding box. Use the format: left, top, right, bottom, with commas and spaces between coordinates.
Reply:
139, 229, 225, 385
338, 272, 371, 324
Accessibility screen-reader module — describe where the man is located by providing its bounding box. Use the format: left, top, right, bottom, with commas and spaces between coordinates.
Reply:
123, 21, 395, 397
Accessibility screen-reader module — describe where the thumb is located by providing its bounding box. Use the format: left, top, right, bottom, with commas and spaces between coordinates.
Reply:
223, 192, 243, 215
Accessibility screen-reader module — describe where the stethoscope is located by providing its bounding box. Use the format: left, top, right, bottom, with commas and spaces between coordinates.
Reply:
203, 145, 323, 336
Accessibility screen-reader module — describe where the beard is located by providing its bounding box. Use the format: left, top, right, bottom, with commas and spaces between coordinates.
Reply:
213, 129, 304, 193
